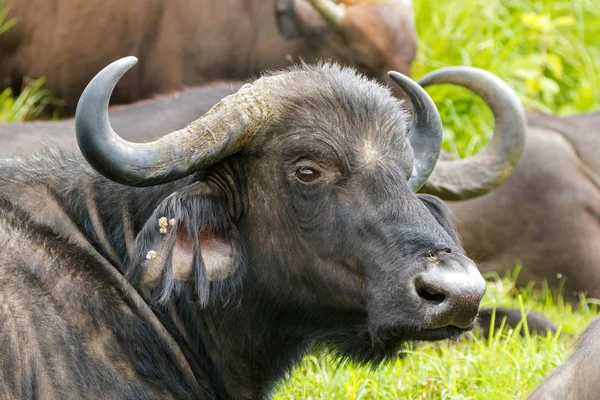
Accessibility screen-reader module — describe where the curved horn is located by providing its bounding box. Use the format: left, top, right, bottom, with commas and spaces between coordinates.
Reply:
75, 57, 273, 187
309, 0, 346, 28
417, 67, 526, 200
388, 71, 443, 192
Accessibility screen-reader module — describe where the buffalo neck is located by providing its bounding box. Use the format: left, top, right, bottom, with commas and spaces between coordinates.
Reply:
159, 275, 319, 399
0, 151, 346, 399
62, 160, 316, 398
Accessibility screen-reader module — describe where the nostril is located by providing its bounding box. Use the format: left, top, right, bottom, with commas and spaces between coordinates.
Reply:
415, 263, 485, 329
433, 247, 451, 255
426, 247, 452, 260
416, 287, 446, 305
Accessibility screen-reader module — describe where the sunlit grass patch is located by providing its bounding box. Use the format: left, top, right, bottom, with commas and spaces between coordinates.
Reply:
0, 77, 59, 122
0, 1, 56, 122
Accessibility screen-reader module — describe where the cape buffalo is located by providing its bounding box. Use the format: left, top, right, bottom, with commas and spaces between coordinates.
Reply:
0, 0, 416, 113
0, 58, 525, 398
528, 317, 600, 400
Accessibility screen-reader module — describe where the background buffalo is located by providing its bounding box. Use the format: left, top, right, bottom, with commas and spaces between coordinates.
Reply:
528, 317, 600, 400
0, 0, 416, 114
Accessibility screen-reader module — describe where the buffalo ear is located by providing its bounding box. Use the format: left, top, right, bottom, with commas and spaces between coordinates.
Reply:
129, 182, 243, 306
171, 225, 241, 283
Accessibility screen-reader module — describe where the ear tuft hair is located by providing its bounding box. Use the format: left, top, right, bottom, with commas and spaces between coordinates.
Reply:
127, 182, 245, 307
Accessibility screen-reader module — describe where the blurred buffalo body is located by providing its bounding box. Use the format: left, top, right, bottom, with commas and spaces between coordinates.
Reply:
528, 317, 600, 400
0, 0, 416, 113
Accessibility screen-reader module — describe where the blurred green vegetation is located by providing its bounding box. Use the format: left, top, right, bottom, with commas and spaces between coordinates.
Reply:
0, 1, 57, 122
0, 0, 15, 35
0, 77, 57, 122
413, 0, 600, 156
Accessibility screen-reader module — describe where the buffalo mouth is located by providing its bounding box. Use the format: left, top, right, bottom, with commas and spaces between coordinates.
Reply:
375, 323, 473, 345
407, 325, 472, 342
331, 323, 473, 366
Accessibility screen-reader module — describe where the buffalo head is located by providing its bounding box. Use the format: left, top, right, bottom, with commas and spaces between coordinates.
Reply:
277, 0, 417, 92
75, 57, 523, 363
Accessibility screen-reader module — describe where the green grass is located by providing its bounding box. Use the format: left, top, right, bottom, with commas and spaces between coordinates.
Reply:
0, 77, 58, 122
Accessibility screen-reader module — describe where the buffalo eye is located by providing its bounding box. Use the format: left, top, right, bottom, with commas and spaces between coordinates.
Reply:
295, 166, 321, 184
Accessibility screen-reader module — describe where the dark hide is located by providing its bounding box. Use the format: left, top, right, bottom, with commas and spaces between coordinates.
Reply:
419, 193, 461, 244
0, 64, 483, 399
528, 317, 600, 400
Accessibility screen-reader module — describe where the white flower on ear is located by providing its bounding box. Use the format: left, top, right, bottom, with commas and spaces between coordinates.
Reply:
158, 217, 169, 234
146, 250, 158, 260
